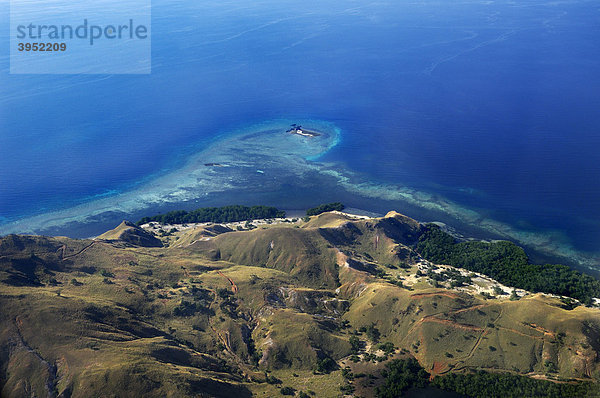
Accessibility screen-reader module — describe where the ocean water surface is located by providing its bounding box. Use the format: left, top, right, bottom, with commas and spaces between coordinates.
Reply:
1, 0, 599, 271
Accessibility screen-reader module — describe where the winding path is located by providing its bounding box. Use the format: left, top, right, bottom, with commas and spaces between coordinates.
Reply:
59, 241, 98, 260
217, 270, 238, 293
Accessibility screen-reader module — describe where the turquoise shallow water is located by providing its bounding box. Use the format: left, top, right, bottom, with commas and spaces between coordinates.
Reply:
0, 0, 599, 271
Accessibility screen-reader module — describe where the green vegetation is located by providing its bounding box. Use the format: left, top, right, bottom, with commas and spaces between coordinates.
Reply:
315, 357, 337, 374
560, 297, 578, 310
432, 371, 599, 398
417, 224, 600, 305
137, 205, 285, 225
2, 211, 599, 397
100, 269, 115, 278
349, 335, 362, 354
359, 324, 381, 343
173, 290, 214, 316
265, 373, 282, 385
306, 202, 345, 216
427, 268, 472, 288
280, 386, 295, 395
377, 359, 598, 398
339, 384, 355, 394
376, 358, 428, 397
378, 342, 396, 355
510, 290, 520, 301
341, 366, 354, 380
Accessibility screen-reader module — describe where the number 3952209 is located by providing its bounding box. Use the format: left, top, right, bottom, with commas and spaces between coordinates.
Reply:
18, 42, 67, 51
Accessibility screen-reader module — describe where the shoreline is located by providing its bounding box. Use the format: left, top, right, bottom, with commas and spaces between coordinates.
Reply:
1, 119, 598, 275
0, 118, 340, 236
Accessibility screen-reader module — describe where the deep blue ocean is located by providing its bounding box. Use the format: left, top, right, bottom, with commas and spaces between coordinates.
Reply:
1, 0, 599, 268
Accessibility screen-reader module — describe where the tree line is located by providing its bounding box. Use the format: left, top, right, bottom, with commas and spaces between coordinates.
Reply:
306, 202, 345, 216
137, 205, 285, 225
377, 358, 598, 397
416, 224, 600, 305
138, 202, 347, 225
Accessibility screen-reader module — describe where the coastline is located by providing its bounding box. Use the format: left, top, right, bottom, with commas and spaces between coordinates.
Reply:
0, 118, 340, 236
1, 119, 598, 275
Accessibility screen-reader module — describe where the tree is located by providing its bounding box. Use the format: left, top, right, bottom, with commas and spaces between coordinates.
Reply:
365, 324, 381, 343
315, 357, 337, 373
376, 358, 428, 398
137, 205, 285, 225
349, 335, 362, 353
378, 342, 395, 355
306, 202, 345, 216
416, 224, 600, 304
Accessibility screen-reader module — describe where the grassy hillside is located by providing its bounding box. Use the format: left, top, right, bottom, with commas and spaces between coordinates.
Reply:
1, 211, 599, 397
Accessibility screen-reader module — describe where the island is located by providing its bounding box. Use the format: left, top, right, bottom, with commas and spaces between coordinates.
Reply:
1, 207, 598, 397
286, 123, 322, 137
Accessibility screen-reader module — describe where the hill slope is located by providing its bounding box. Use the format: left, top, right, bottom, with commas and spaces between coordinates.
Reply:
0, 211, 599, 397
